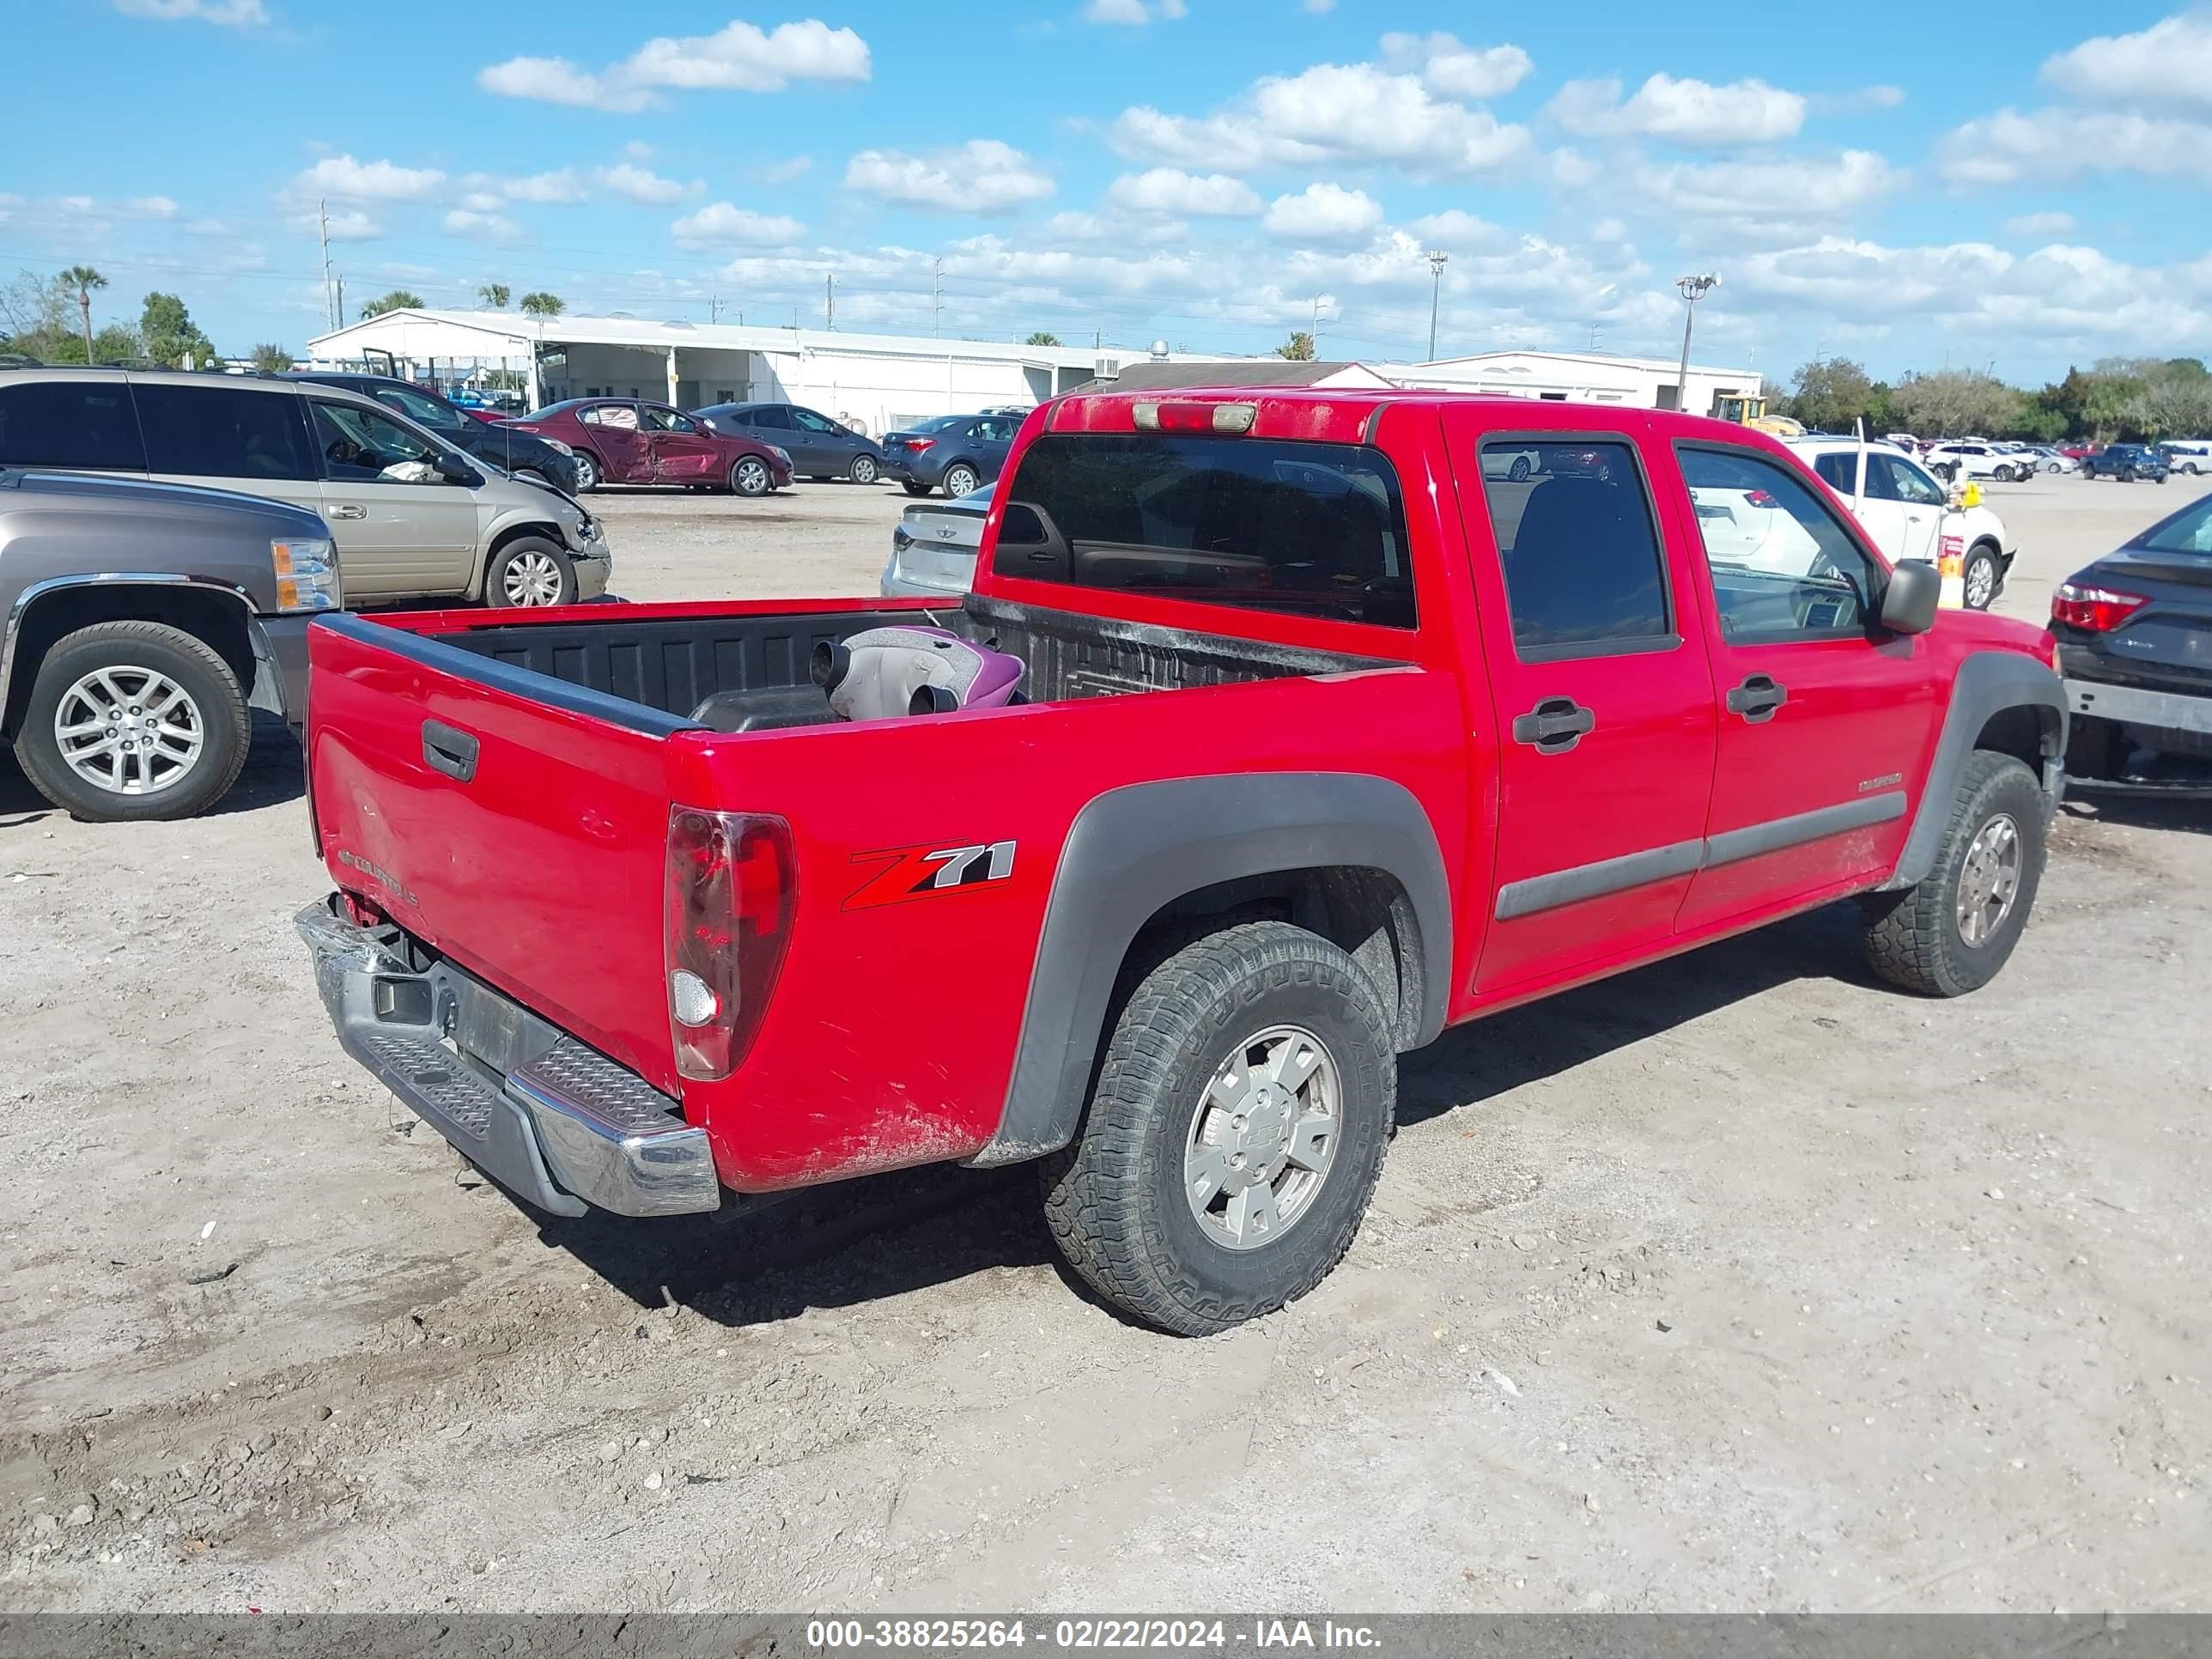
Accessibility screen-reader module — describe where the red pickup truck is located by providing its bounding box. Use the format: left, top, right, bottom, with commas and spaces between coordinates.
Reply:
297, 391, 2067, 1335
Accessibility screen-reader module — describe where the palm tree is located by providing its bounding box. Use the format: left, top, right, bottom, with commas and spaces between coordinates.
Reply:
359, 289, 423, 319
1025, 331, 1060, 346
61, 266, 106, 365
519, 291, 564, 319
479, 283, 510, 309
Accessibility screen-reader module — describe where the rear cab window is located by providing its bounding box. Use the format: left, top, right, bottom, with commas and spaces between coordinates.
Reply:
0, 380, 146, 471
994, 433, 1417, 629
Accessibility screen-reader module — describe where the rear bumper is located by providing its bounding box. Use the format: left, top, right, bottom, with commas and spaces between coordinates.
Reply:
296, 899, 719, 1218
2067, 677, 2212, 738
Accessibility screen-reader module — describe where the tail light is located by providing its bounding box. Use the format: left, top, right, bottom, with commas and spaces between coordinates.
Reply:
665, 808, 795, 1082
902, 437, 937, 453
2051, 581, 2148, 633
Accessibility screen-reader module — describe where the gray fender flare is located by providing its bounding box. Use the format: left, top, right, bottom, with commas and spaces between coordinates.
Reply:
1882, 649, 2067, 891
969, 772, 1452, 1167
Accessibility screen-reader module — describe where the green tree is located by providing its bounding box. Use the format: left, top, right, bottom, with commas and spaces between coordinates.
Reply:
1788, 357, 1878, 434
479, 283, 511, 309
0, 270, 75, 360
46, 324, 144, 366
140, 291, 217, 368
518, 291, 564, 319
1276, 330, 1316, 361
359, 289, 423, 319
251, 343, 295, 372
1891, 369, 2021, 439
1024, 330, 1060, 346
59, 265, 106, 367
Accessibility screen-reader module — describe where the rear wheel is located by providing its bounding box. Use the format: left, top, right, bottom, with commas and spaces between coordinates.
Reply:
729, 456, 773, 497
1861, 751, 2046, 997
13, 621, 249, 823
486, 537, 577, 607
1041, 920, 1395, 1335
941, 463, 981, 499
569, 451, 601, 492
849, 453, 879, 485
1507, 454, 1531, 483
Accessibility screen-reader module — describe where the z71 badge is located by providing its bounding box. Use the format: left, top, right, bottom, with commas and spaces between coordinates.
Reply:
845, 839, 1017, 909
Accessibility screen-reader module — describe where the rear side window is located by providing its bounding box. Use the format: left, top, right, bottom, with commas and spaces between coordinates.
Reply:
1478, 439, 1669, 658
137, 385, 314, 481
997, 434, 1417, 629
0, 381, 146, 470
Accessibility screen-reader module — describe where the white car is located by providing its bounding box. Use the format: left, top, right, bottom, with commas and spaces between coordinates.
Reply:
1480, 447, 1540, 483
1923, 441, 2033, 483
1784, 439, 2017, 611
2160, 439, 2212, 476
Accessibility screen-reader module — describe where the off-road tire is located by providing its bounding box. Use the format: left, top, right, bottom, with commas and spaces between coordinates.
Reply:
14, 620, 249, 823
1040, 920, 1395, 1336
1861, 751, 2046, 997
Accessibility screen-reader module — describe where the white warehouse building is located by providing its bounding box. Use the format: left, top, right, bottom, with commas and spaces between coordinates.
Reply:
304, 309, 1167, 436
1382, 349, 1764, 417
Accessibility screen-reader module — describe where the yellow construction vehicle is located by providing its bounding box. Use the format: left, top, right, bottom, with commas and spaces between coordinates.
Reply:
1711, 391, 1804, 436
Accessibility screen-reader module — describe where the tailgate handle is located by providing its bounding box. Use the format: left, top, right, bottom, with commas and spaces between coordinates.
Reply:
422, 720, 480, 782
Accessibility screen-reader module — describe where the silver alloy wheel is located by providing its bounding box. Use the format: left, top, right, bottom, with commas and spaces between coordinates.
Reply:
733, 457, 770, 495
1182, 1024, 1340, 1251
52, 665, 204, 797
1956, 811, 2022, 947
572, 453, 599, 491
1509, 455, 1531, 482
851, 454, 878, 484
1963, 551, 1996, 610
501, 548, 566, 605
943, 465, 979, 497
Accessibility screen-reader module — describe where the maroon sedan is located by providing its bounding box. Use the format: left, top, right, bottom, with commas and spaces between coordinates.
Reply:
500, 398, 793, 496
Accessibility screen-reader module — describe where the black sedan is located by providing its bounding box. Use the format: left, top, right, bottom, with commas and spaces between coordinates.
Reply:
2053, 488, 2212, 788
288, 373, 580, 495
879, 412, 1019, 498
2081, 442, 2171, 483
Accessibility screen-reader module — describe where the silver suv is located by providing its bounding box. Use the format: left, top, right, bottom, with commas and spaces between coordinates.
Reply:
0, 368, 611, 607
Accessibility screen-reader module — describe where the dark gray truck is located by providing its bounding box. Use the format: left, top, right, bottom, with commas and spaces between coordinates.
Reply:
0, 467, 334, 820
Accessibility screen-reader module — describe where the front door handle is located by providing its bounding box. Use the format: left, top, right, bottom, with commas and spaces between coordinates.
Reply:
328, 504, 367, 520
1726, 673, 1790, 723
1511, 696, 1595, 754
422, 719, 479, 782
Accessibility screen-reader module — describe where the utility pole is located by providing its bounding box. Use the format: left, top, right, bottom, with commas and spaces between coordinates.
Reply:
319, 199, 335, 332
335, 274, 345, 325
708, 295, 721, 324
1312, 295, 1322, 354
932, 258, 943, 337
825, 272, 835, 331
1674, 273, 1719, 414
1425, 250, 1449, 362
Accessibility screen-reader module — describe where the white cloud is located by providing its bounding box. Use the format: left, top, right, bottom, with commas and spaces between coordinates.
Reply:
112, 0, 265, 24
671, 202, 806, 246
290, 154, 447, 203
317, 208, 379, 240
760, 156, 813, 185
1264, 182, 1384, 242
1547, 73, 1807, 145
1629, 149, 1903, 227
502, 167, 587, 204
1106, 167, 1261, 216
1114, 61, 1535, 179
127, 195, 179, 217
458, 190, 503, 212
843, 140, 1054, 213
1084, 0, 1184, 20
1378, 32, 1534, 100
597, 162, 700, 204
478, 20, 871, 112
2043, 13, 2212, 110
2006, 210, 2076, 238
1407, 209, 1513, 251
1941, 106, 2212, 185
442, 209, 519, 240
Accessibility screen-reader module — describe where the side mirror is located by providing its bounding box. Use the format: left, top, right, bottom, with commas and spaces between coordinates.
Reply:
1880, 560, 1941, 635
434, 453, 477, 484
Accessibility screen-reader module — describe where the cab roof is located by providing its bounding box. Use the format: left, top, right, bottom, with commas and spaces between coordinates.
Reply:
1045, 385, 1765, 447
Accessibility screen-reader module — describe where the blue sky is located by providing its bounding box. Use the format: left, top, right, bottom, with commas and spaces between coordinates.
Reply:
3, 2, 2208, 383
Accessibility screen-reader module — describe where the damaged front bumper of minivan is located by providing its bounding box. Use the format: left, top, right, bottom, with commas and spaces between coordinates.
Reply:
296, 898, 720, 1218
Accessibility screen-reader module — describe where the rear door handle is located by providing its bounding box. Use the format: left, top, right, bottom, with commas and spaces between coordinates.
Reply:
1510, 696, 1595, 754
422, 719, 479, 782
1726, 673, 1790, 723
328, 504, 367, 520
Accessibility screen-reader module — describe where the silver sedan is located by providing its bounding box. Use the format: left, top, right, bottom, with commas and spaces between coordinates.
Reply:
880, 483, 994, 598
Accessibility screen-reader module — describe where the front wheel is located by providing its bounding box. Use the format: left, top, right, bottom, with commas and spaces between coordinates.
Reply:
1994, 464, 2015, 483
569, 451, 600, 493
941, 463, 981, 499
1507, 455, 1531, 483
486, 537, 577, 607
1041, 920, 1395, 1335
729, 456, 773, 497
1961, 544, 2000, 611
12, 620, 250, 822
849, 453, 879, 485
1861, 751, 2046, 997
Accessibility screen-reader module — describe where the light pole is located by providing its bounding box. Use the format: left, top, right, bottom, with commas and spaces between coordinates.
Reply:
1674, 272, 1718, 414
1426, 250, 1449, 362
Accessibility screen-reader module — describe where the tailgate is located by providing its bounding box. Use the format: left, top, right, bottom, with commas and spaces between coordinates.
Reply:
305, 613, 689, 1096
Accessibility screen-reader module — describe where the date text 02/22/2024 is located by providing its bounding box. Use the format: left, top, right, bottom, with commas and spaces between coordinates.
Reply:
804, 1620, 1382, 1650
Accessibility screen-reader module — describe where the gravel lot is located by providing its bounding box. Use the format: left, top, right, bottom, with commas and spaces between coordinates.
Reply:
3, 470, 2208, 1614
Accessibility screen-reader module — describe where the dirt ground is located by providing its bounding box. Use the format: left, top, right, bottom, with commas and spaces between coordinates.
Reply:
2, 471, 2208, 1614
